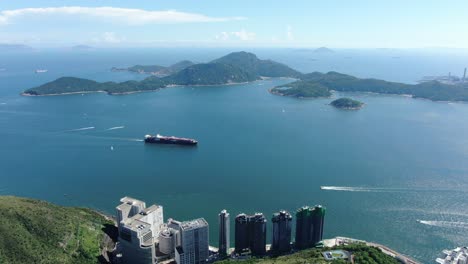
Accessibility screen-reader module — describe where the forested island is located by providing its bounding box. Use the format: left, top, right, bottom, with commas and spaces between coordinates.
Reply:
22, 51, 468, 102
0, 196, 116, 264
23, 52, 299, 95
330, 98, 364, 109
111, 60, 195, 77
271, 71, 468, 102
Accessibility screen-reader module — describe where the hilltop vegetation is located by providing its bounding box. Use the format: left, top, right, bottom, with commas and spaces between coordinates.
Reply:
0, 196, 116, 264
23, 52, 299, 96
330, 98, 364, 109
23, 51, 468, 102
271, 81, 331, 98
113, 60, 195, 76
272, 71, 468, 101
216, 244, 399, 264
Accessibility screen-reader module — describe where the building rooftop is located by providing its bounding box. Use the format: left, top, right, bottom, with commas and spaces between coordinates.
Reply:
180, 218, 208, 231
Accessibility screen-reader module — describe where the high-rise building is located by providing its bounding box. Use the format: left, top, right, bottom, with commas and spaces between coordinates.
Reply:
271, 211, 292, 253
295, 206, 312, 249
294, 206, 326, 250
116, 197, 164, 264
170, 218, 209, 264
234, 214, 249, 252
463, 68, 467, 83
311, 205, 326, 245
234, 213, 267, 256
249, 213, 267, 256
218, 210, 230, 257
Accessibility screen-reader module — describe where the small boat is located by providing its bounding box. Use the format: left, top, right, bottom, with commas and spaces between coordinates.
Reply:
144, 134, 197, 145
35, 69, 48, 73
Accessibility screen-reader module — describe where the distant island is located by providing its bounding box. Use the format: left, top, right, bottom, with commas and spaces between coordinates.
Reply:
22, 51, 468, 102
23, 51, 300, 96
270, 81, 331, 98
111, 60, 195, 77
0, 43, 33, 51
330, 98, 364, 109
314, 47, 334, 53
270, 71, 468, 102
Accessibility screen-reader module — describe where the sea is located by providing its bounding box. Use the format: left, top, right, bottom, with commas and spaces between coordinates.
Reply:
1, 47, 468, 263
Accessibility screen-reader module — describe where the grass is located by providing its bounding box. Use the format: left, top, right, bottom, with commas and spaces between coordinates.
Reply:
0, 196, 115, 264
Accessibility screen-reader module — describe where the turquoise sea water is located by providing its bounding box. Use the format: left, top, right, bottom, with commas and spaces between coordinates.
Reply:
1, 48, 468, 263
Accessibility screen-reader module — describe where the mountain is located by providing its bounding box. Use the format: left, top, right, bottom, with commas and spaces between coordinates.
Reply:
313, 47, 334, 53
71, 45, 94, 51
113, 60, 195, 76
0, 196, 116, 264
272, 71, 468, 101
0, 44, 33, 51
163, 62, 258, 85
212, 51, 302, 77
24, 51, 301, 95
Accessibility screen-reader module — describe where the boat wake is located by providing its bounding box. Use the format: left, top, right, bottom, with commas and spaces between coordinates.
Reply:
106, 126, 125, 131
65, 126, 95, 132
417, 220, 468, 229
320, 186, 395, 192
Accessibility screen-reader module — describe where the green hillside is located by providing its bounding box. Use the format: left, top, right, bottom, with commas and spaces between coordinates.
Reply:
212, 51, 301, 78
0, 196, 116, 264
217, 244, 400, 264
330, 98, 364, 109
273, 71, 468, 101
163, 62, 258, 85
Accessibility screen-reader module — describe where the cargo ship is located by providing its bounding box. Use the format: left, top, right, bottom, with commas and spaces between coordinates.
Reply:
144, 134, 197, 145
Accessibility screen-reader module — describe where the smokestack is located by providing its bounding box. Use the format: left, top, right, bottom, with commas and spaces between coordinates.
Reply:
463, 68, 467, 83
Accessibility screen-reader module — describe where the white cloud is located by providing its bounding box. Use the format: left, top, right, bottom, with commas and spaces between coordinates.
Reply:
102, 32, 124, 43
286, 25, 294, 41
0, 6, 246, 26
215, 29, 256, 41
215, 32, 230, 41
231, 29, 256, 41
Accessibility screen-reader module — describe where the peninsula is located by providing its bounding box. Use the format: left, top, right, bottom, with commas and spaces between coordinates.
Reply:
330, 98, 364, 109
111, 60, 195, 77
23, 51, 468, 102
23, 52, 300, 96
270, 71, 468, 102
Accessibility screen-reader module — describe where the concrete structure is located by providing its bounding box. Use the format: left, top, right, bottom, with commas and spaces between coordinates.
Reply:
158, 226, 177, 255
234, 213, 267, 256
271, 211, 292, 253
295, 205, 326, 250
116, 197, 164, 264
463, 68, 467, 83
170, 218, 209, 264
234, 214, 249, 252
218, 210, 230, 257
249, 213, 267, 256
437, 247, 468, 264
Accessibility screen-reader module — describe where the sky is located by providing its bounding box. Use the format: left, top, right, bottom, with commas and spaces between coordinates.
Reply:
0, 0, 467, 49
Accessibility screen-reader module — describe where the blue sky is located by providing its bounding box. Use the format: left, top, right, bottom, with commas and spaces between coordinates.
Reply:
0, 0, 467, 48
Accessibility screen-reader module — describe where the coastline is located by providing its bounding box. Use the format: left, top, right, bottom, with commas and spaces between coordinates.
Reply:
268, 88, 332, 99
21, 80, 262, 97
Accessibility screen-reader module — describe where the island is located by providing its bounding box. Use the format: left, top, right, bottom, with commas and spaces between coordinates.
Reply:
330, 98, 364, 109
270, 71, 468, 102
270, 81, 331, 98
23, 51, 468, 102
314, 47, 334, 53
0, 196, 117, 264
111, 60, 195, 77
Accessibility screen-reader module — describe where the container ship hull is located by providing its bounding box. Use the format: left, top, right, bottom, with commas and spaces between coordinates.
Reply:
144, 134, 197, 146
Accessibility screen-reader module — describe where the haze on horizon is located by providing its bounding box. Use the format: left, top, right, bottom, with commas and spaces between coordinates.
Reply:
0, 0, 467, 49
